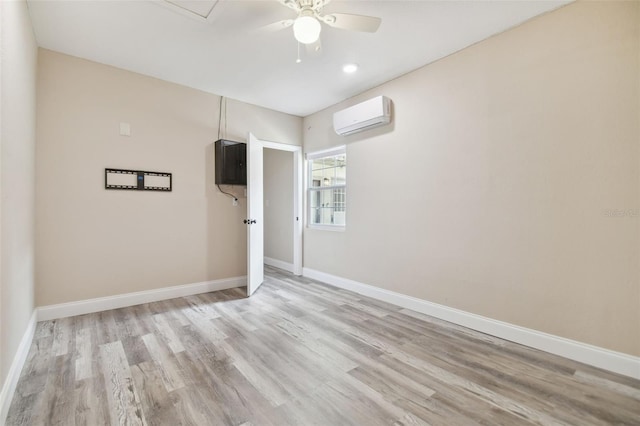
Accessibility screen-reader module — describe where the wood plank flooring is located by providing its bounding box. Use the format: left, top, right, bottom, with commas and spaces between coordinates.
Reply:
7, 266, 640, 425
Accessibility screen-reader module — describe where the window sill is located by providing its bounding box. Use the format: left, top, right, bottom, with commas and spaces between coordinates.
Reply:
307, 224, 345, 232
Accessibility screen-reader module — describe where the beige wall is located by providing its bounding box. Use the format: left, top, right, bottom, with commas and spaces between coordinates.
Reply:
0, 0, 38, 386
303, 1, 640, 356
36, 50, 302, 306
264, 148, 294, 265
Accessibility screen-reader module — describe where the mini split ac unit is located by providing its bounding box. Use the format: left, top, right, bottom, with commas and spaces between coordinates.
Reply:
333, 95, 391, 136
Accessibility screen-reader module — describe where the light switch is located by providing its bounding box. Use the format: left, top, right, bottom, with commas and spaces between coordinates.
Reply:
119, 122, 131, 136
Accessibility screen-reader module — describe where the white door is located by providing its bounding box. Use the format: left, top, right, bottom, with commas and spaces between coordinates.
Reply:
246, 133, 264, 296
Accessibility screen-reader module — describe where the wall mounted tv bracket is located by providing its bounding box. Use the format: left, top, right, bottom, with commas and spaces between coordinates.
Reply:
105, 168, 172, 191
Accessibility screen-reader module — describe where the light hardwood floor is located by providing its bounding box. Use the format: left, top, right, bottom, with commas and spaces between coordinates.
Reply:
7, 266, 640, 425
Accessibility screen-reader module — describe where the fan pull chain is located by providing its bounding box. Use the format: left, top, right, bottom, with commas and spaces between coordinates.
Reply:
296, 42, 302, 63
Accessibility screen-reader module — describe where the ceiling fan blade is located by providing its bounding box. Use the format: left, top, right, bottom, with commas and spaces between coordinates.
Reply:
254, 19, 294, 34
321, 13, 381, 33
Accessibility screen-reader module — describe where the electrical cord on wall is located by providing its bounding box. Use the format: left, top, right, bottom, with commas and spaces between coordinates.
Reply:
216, 95, 229, 140
216, 96, 237, 202
217, 96, 223, 140
224, 97, 227, 138
217, 184, 238, 202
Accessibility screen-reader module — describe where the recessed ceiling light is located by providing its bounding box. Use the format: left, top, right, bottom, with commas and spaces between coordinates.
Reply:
343, 63, 358, 74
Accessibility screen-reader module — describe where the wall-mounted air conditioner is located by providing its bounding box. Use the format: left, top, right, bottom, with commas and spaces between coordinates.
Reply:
333, 95, 391, 136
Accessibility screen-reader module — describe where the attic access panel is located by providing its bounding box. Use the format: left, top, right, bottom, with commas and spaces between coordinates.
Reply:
105, 168, 172, 191
162, 0, 220, 20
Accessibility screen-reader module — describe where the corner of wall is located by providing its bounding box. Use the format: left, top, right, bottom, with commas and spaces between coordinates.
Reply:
0, 0, 39, 411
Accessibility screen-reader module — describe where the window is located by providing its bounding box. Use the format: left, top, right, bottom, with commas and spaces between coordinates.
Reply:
307, 146, 346, 229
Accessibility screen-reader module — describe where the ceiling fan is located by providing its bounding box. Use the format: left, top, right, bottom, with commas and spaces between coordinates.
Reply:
260, 0, 382, 46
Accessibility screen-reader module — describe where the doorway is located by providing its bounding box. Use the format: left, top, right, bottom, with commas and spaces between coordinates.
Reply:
264, 148, 296, 274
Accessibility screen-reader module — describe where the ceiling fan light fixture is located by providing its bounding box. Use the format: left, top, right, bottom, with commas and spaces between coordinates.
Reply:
293, 15, 321, 44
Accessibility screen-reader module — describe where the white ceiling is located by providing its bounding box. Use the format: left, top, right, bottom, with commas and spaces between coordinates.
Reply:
27, 0, 570, 117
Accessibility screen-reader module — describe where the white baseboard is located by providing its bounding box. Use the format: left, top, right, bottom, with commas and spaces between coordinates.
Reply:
0, 310, 37, 424
37, 276, 246, 321
302, 267, 640, 380
264, 257, 295, 274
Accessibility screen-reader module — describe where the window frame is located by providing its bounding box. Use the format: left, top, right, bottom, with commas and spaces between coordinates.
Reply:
306, 146, 347, 231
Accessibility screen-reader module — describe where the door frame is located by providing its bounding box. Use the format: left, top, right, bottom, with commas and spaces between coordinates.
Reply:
261, 141, 303, 276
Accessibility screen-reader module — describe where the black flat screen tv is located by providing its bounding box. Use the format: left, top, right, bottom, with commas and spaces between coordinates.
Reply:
215, 139, 247, 186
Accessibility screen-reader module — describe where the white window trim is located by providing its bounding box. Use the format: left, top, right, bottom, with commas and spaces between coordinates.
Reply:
307, 224, 346, 232
306, 145, 346, 160
306, 145, 346, 230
